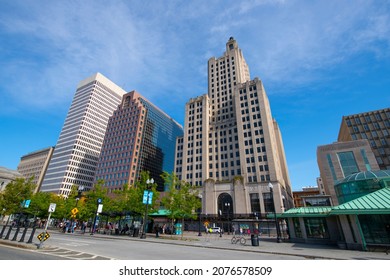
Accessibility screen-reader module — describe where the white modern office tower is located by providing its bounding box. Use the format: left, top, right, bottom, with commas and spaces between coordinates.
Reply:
41, 73, 126, 197
174, 37, 293, 217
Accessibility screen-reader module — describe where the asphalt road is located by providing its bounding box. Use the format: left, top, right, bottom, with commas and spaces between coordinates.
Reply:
0, 229, 304, 260
0, 244, 68, 260
39, 232, 304, 260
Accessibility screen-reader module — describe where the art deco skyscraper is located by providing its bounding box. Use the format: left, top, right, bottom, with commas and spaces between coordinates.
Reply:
94, 90, 183, 192
174, 37, 293, 216
41, 73, 126, 197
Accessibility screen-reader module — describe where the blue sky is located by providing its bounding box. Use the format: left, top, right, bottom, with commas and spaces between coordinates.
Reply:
1, 0, 389, 191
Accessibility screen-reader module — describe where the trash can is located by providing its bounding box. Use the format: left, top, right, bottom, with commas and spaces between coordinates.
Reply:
251, 234, 259, 246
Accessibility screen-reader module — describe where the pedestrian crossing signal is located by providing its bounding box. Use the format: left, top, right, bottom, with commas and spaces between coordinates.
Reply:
37, 232, 50, 241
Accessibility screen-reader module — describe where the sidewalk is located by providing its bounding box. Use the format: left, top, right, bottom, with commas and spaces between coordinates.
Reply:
113, 230, 390, 260
1, 225, 389, 260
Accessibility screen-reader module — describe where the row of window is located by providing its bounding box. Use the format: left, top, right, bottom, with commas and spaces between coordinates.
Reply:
96, 163, 131, 173
350, 135, 389, 148
247, 175, 270, 183
246, 165, 269, 173
208, 169, 242, 178
351, 121, 390, 133
97, 171, 129, 180
356, 130, 389, 139
345, 111, 390, 126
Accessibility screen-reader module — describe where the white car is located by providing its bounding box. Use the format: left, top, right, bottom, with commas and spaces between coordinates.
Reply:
209, 227, 222, 233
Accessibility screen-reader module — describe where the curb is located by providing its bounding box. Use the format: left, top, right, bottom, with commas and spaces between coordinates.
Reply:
0, 239, 38, 250
75, 232, 340, 260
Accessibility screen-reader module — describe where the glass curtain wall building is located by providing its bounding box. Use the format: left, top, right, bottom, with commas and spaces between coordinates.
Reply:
95, 90, 183, 192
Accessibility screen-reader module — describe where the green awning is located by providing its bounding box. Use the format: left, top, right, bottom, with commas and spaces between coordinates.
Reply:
149, 209, 171, 216
280, 207, 332, 218
329, 187, 390, 215
266, 213, 283, 219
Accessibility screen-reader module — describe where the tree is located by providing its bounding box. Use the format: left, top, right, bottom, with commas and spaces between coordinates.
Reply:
0, 177, 35, 216
110, 183, 133, 217
128, 171, 159, 216
83, 180, 111, 222
161, 172, 201, 238
28, 191, 53, 219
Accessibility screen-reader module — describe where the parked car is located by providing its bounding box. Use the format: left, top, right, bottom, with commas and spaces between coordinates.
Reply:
209, 227, 222, 233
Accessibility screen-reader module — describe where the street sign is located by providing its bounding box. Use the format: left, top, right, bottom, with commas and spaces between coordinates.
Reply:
48, 203, 56, 213
97, 204, 103, 213
142, 191, 153, 204
71, 208, 79, 215
37, 232, 50, 241
23, 199, 31, 208
143, 191, 148, 203
97, 198, 102, 204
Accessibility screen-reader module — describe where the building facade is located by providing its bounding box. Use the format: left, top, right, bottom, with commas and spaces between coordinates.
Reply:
94, 90, 183, 192
316, 177, 326, 195
317, 139, 379, 205
293, 187, 321, 208
17, 146, 54, 193
41, 73, 126, 197
174, 37, 293, 217
0, 167, 22, 193
338, 108, 390, 170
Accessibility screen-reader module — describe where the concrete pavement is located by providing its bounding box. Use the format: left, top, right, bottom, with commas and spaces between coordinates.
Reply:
1, 225, 389, 260
108, 230, 390, 260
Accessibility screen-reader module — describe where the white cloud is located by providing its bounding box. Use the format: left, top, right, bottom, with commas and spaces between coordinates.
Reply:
0, 0, 389, 115
242, 1, 390, 87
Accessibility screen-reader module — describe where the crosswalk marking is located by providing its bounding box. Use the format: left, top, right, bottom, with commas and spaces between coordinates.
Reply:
38, 246, 114, 260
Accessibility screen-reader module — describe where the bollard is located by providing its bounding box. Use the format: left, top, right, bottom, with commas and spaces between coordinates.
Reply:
4, 226, 13, 240
27, 225, 37, 244
19, 226, 28, 242
0, 225, 7, 239
11, 226, 21, 241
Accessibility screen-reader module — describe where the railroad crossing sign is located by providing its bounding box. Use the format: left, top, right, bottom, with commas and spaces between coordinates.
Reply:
37, 232, 50, 241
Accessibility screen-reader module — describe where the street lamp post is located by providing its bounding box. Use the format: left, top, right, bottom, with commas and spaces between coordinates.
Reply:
69, 186, 84, 233
197, 211, 202, 236
140, 178, 154, 239
224, 202, 231, 235
76, 186, 84, 232
90, 198, 102, 235
268, 183, 281, 243
75, 186, 84, 207
198, 194, 202, 236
